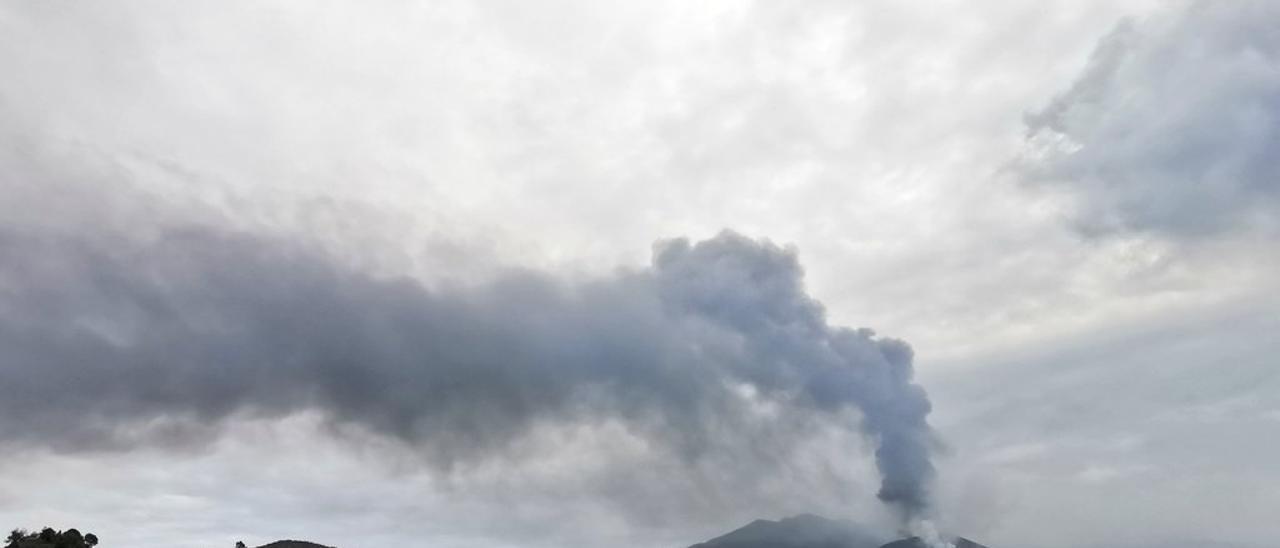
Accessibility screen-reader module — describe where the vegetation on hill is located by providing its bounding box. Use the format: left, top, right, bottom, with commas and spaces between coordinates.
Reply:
6, 528, 338, 548
6, 528, 98, 548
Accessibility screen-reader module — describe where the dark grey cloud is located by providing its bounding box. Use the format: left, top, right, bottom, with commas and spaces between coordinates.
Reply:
0, 146, 939, 522
1021, 0, 1280, 236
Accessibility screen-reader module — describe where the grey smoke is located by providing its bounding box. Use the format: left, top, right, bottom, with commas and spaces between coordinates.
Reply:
0, 167, 938, 519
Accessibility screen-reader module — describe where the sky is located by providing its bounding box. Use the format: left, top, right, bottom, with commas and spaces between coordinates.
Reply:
1, 1, 1278, 548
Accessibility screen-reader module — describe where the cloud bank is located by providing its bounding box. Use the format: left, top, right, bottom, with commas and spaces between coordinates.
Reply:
1022, 0, 1280, 236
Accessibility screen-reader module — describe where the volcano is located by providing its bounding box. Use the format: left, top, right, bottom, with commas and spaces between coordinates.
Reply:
687, 515, 989, 548
879, 537, 989, 548
688, 514, 887, 548
254, 541, 334, 548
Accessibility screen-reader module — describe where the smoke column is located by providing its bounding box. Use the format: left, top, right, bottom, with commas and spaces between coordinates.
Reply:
0, 198, 940, 518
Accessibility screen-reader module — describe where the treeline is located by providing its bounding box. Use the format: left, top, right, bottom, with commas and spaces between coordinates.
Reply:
5, 528, 99, 548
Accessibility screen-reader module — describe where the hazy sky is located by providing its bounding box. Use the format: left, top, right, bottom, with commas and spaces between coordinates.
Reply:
1, 2, 1278, 548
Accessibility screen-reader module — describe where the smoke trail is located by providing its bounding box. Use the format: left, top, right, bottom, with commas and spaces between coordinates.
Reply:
653, 235, 939, 518
0, 189, 939, 518
909, 518, 955, 548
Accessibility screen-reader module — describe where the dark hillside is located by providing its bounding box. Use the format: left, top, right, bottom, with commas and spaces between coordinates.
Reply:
687, 516, 992, 548
256, 542, 335, 548
879, 537, 988, 548
689, 514, 887, 548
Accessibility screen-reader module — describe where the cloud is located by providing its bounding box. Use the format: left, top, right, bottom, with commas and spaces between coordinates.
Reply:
929, 294, 1280, 548
1021, 0, 1280, 236
5, 2, 1277, 547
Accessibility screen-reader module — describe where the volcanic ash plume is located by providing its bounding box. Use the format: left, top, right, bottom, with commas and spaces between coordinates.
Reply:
0, 219, 940, 516
910, 518, 955, 548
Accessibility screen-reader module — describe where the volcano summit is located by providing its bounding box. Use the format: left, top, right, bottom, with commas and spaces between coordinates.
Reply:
688, 515, 989, 548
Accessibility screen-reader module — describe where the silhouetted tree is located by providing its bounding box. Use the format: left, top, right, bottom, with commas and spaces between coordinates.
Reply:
6, 529, 27, 548
7, 529, 26, 546
56, 528, 81, 548
4, 526, 98, 548
235, 542, 247, 548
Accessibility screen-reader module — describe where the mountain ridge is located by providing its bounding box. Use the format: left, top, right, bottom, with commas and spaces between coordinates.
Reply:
688, 514, 989, 548
255, 541, 335, 548
880, 537, 988, 548
688, 514, 888, 548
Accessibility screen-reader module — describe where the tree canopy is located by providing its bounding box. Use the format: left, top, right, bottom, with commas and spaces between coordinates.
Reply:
5, 527, 99, 548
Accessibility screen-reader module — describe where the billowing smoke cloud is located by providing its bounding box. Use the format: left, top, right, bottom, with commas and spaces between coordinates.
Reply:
1021, 0, 1280, 237
0, 157, 938, 521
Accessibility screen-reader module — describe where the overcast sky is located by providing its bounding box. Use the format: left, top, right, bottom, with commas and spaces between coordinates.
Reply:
2, 2, 1278, 548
